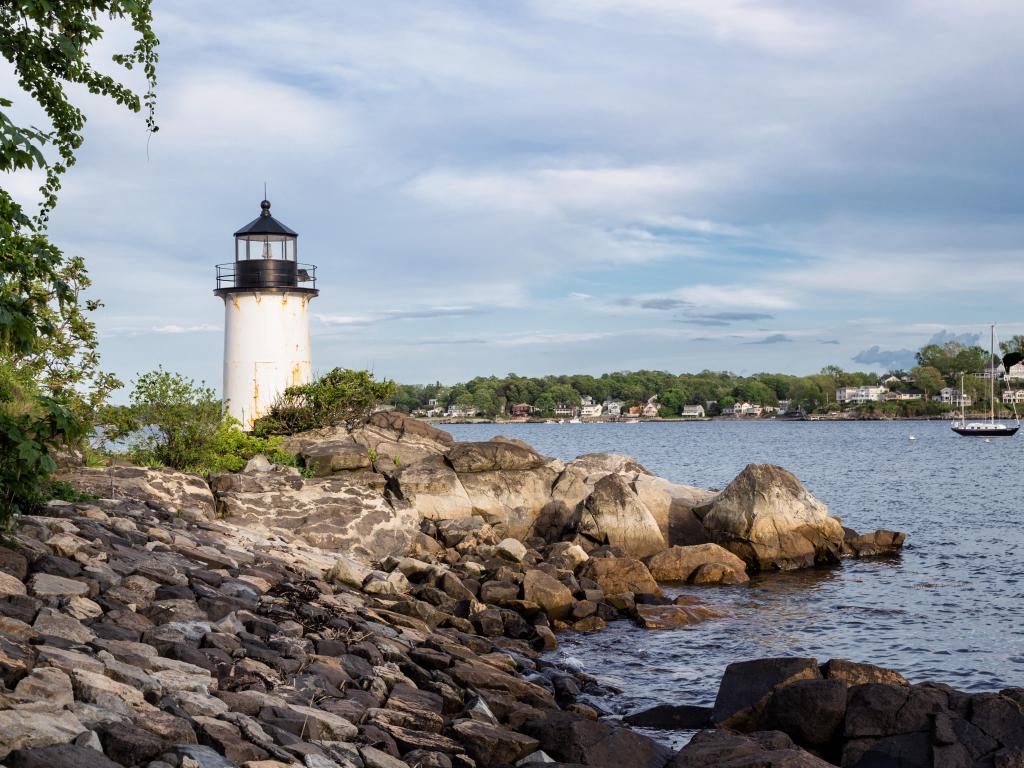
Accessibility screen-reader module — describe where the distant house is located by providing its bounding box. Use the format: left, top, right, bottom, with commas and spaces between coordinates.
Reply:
1005, 362, 1024, 381
603, 400, 623, 417
937, 388, 972, 407
681, 404, 705, 418
553, 403, 579, 417
884, 389, 923, 402
723, 402, 762, 416
509, 403, 534, 417
880, 374, 902, 387
580, 401, 603, 419
427, 398, 439, 407
446, 404, 479, 418
1003, 390, 1024, 404
976, 363, 1005, 380
625, 405, 643, 417
641, 397, 660, 418
836, 386, 887, 404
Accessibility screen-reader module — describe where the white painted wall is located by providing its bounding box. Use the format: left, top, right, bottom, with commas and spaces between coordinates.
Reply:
221, 291, 314, 430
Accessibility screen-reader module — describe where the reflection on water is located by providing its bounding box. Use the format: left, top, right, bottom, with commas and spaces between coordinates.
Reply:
444, 420, 1024, 727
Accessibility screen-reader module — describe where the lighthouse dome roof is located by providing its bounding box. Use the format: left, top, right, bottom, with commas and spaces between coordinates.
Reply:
234, 199, 298, 238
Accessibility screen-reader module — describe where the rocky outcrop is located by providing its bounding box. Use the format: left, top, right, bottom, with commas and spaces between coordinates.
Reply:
694, 464, 845, 570
211, 465, 418, 560
393, 454, 475, 521
692, 655, 1024, 768
633, 475, 716, 546
53, 466, 215, 518
645, 543, 748, 584
352, 411, 455, 466
300, 437, 373, 476
578, 557, 661, 597
550, 453, 653, 511
579, 474, 666, 558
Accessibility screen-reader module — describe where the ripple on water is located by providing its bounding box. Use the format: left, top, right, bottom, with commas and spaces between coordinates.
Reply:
444, 420, 1024, 734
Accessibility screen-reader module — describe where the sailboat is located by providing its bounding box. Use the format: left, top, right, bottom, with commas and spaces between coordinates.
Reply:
951, 325, 1019, 437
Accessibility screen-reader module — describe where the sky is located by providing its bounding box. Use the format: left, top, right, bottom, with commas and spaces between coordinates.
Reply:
7, 1, 1024, 397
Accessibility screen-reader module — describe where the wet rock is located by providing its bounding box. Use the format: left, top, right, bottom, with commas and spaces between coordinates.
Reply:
842, 528, 906, 558
644, 543, 747, 583
821, 658, 908, 687
694, 464, 845, 570
711, 657, 822, 731
577, 557, 660, 597
634, 603, 721, 629
579, 474, 666, 558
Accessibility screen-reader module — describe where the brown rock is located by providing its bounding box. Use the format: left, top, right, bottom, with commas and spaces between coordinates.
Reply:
451, 719, 539, 765
711, 657, 822, 731
521, 570, 573, 620
578, 557, 661, 597
634, 603, 721, 629
645, 543, 747, 582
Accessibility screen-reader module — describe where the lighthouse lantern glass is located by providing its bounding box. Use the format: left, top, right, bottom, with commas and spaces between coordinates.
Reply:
235, 233, 297, 262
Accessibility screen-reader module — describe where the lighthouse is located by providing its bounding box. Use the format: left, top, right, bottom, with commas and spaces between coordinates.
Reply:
214, 199, 318, 430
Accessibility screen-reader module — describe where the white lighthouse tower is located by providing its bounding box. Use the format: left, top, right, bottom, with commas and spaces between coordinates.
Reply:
214, 199, 318, 430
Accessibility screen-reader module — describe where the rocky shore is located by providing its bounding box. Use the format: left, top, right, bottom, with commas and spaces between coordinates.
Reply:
2, 412, 1014, 767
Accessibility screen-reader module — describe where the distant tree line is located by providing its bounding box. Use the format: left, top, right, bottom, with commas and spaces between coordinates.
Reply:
390, 337, 1021, 419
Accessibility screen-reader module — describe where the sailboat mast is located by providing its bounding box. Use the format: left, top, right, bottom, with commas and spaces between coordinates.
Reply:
991, 324, 996, 423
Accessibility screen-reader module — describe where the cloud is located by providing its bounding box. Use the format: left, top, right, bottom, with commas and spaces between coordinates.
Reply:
927, 330, 982, 347
852, 346, 917, 370
317, 306, 486, 327
745, 333, 794, 345
820, 339, 841, 345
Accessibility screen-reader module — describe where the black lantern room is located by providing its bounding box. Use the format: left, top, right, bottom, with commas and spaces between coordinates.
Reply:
214, 200, 317, 296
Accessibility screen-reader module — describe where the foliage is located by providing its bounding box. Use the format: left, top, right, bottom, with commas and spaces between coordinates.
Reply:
916, 342, 988, 379
0, 363, 86, 526
104, 368, 299, 475
0, 2, 158, 527
254, 368, 397, 436
911, 366, 945, 399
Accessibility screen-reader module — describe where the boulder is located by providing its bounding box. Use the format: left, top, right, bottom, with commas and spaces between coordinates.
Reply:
522, 570, 573, 620
451, 719, 540, 765
645, 544, 748, 583
495, 537, 528, 562
578, 474, 666, 558
454, 458, 561, 538
522, 712, 673, 768
623, 704, 712, 730
395, 455, 475, 520
53, 466, 215, 516
668, 730, 833, 768
212, 472, 418, 560
0, 709, 86, 759
711, 657, 822, 731
694, 464, 845, 570
577, 557, 661, 597
5, 744, 122, 768
447, 441, 550, 473
633, 475, 716, 545
762, 678, 847, 748
352, 411, 455, 466
842, 528, 906, 558
530, 500, 581, 543
301, 438, 373, 476
550, 453, 653, 512
821, 659, 908, 687
634, 603, 722, 629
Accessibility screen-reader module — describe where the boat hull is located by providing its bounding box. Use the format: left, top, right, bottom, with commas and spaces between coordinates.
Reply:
951, 425, 1019, 437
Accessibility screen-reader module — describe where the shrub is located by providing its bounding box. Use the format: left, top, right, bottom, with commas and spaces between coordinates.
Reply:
254, 368, 396, 436
105, 368, 299, 476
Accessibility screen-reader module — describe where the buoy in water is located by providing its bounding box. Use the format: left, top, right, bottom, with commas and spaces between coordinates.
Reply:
908, 435, 917, 441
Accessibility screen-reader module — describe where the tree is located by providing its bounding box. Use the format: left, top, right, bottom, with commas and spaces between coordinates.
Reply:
254, 368, 397, 435
0, 2, 159, 524
999, 335, 1024, 357
912, 366, 945, 401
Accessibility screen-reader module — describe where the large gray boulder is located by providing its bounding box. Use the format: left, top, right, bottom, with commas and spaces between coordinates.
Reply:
694, 464, 845, 570
578, 474, 666, 558
550, 453, 653, 512
446, 441, 562, 537
300, 438, 372, 476
351, 411, 454, 466
54, 466, 215, 518
394, 454, 475, 520
633, 475, 715, 546
211, 470, 417, 560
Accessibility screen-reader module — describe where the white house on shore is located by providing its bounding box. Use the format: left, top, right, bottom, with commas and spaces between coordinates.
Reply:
681, 404, 705, 418
580, 396, 603, 419
603, 399, 623, 417
937, 387, 972, 407
836, 386, 888, 404
1002, 390, 1024, 404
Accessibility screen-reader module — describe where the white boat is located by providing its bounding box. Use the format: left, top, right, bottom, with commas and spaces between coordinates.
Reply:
569, 417, 582, 424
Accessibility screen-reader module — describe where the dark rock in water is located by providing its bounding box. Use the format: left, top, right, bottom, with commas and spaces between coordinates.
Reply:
842, 528, 906, 558
711, 657, 821, 731
5, 744, 123, 768
843, 683, 948, 739
523, 712, 673, 768
762, 677, 846, 748
623, 703, 712, 730
668, 729, 833, 767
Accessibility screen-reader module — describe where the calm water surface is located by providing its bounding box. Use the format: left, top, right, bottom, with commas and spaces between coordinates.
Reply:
444, 420, 1024, 740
